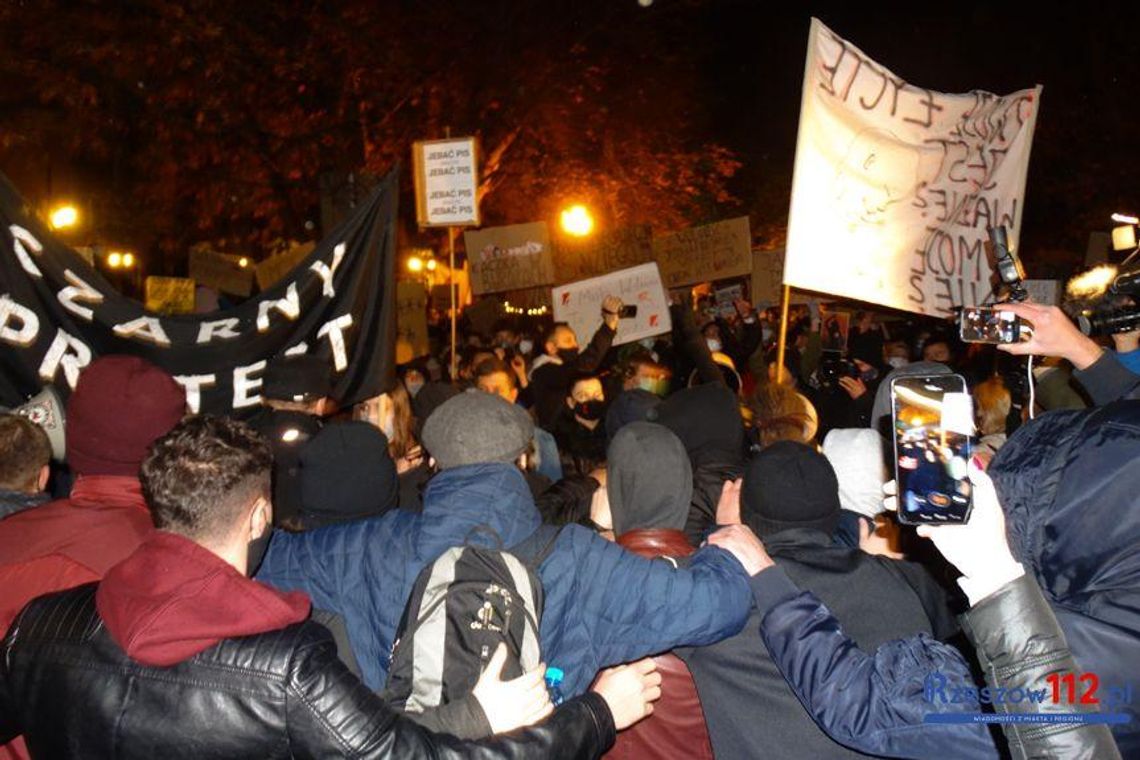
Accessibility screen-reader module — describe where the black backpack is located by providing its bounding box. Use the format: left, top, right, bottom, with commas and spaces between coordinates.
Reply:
383, 525, 562, 714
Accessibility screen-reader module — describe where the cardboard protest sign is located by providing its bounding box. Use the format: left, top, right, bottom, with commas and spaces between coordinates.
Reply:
396, 281, 430, 360
256, 242, 315, 290
552, 225, 653, 284
413, 137, 479, 227
552, 263, 672, 347
714, 284, 743, 318
751, 249, 786, 308
464, 222, 555, 294
188, 248, 254, 297
653, 217, 752, 288
783, 18, 1041, 316
145, 276, 196, 315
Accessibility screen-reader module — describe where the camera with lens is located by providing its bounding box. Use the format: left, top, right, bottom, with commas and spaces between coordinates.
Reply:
1066, 269, 1140, 337
985, 226, 1028, 303
817, 354, 859, 390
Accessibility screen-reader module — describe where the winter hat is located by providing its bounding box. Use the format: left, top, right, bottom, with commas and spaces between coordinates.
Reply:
299, 421, 398, 528
263, 354, 333, 403
604, 389, 661, 445
822, 428, 888, 519
421, 390, 534, 470
650, 383, 745, 467
607, 422, 693, 537
67, 356, 187, 477
741, 440, 841, 538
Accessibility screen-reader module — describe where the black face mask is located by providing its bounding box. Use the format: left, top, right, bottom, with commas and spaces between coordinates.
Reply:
557, 347, 580, 364
574, 400, 603, 422
246, 527, 274, 577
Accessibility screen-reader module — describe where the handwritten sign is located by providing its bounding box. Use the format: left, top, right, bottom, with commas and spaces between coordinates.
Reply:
188, 248, 253, 297
751, 249, 786, 307
552, 263, 672, 347
552, 225, 653, 284
783, 18, 1041, 316
653, 217, 752, 288
413, 137, 480, 227
396, 281, 430, 360
464, 222, 555, 294
145, 276, 196, 315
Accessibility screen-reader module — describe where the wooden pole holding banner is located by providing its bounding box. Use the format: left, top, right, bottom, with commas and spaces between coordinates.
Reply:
774, 284, 791, 385
448, 226, 458, 380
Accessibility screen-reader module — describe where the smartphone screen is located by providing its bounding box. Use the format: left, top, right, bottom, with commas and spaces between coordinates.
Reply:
891, 375, 973, 525
619, 304, 638, 319
959, 306, 1020, 344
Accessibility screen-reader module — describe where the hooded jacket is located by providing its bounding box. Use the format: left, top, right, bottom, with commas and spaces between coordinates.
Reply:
257, 463, 752, 695
650, 384, 746, 543
987, 401, 1140, 755
606, 422, 692, 537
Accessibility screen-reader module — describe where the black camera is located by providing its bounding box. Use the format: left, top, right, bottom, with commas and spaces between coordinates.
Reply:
985, 226, 1028, 303
1069, 270, 1140, 336
817, 354, 859, 389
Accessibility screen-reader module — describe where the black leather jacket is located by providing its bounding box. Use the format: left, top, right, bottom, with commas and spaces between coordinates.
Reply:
1, 584, 615, 759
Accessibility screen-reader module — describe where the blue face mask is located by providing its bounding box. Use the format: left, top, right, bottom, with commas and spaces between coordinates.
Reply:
637, 376, 669, 397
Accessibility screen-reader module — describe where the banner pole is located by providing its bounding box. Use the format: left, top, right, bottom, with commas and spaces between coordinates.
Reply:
448, 226, 458, 380
774, 284, 791, 384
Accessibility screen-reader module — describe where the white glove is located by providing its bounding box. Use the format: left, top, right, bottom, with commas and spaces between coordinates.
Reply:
912, 462, 1025, 605
471, 643, 553, 734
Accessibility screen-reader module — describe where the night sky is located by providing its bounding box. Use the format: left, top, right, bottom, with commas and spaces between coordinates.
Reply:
2, 1, 1138, 277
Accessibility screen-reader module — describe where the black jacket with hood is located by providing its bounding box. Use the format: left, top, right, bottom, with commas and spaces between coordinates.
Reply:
986, 400, 1140, 755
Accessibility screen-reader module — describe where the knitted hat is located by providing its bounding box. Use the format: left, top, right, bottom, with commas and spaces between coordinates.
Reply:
604, 389, 661, 445
741, 440, 841, 538
421, 390, 534, 470
299, 421, 398, 528
263, 354, 333, 402
822, 428, 888, 519
66, 356, 186, 476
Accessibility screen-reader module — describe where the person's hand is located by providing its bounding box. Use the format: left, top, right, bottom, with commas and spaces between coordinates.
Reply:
997, 303, 1103, 370
715, 478, 743, 526
707, 524, 774, 576
913, 462, 1024, 606
1112, 328, 1140, 354
592, 658, 662, 730
471, 644, 553, 735
838, 375, 867, 399
510, 355, 529, 387
602, 295, 623, 330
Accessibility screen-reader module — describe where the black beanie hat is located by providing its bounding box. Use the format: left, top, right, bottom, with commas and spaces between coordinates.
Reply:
741, 440, 841, 538
299, 421, 398, 528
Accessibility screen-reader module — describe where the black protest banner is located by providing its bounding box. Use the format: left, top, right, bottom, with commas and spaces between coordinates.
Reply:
0, 170, 397, 415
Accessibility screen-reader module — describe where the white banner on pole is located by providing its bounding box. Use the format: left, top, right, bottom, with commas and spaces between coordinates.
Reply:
783, 18, 1042, 316
552, 263, 672, 347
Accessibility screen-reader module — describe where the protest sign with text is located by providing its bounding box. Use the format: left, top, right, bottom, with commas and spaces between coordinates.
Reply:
413, 137, 480, 227
464, 222, 555, 294
653, 217, 752, 288
552, 262, 671, 347
784, 18, 1041, 316
144, 276, 196, 315
552, 225, 653, 284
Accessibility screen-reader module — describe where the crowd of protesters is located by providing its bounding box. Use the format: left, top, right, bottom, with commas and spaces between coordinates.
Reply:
0, 287, 1136, 759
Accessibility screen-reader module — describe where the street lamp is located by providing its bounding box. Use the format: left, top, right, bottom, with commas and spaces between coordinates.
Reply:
426, 258, 438, 272
238, 257, 250, 268
107, 252, 123, 269
121, 253, 135, 269
407, 256, 425, 273
49, 204, 79, 230
560, 204, 594, 237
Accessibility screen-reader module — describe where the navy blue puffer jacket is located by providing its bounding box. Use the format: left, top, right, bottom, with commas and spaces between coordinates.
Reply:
987, 401, 1140, 755
257, 463, 752, 695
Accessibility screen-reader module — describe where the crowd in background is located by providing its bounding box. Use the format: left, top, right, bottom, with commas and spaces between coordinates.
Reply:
0, 288, 1137, 759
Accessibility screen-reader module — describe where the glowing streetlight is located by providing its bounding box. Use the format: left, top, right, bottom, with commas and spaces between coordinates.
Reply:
238, 256, 250, 268
426, 258, 438, 272
49, 204, 79, 230
107, 252, 123, 269
121, 253, 135, 269
407, 256, 425, 273
560, 204, 595, 237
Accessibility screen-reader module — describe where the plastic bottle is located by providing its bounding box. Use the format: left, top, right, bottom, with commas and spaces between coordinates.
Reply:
544, 666, 565, 706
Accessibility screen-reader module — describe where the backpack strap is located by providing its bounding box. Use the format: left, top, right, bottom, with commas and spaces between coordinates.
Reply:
509, 524, 564, 571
